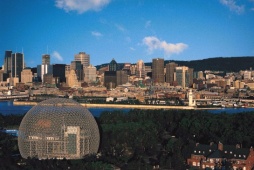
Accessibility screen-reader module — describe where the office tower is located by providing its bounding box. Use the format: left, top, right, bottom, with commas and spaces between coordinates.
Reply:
21, 68, 33, 84
42, 54, 50, 65
188, 68, 194, 85
116, 70, 128, 86
175, 66, 194, 88
198, 71, 204, 79
4, 50, 12, 74
84, 65, 97, 83
71, 61, 83, 81
104, 71, 117, 89
109, 58, 118, 71
152, 58, 164, 83
166, 62, 178, 84
53, 64, 66, 83
11, 53, 24, 81
18, 98, 100, 160
122, 63, 131, 75
66, 70, 80, 87
37, 54, 52, 82
136, 60, 146, 78
75, 52, 90, 68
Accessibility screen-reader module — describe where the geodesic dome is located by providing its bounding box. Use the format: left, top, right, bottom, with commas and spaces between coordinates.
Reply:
18, 98, 100, 159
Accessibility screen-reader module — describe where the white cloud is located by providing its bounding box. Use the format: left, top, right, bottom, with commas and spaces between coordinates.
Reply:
52, 51, 63, 61
91, 31, 103, 37
55, 0, 111, 14
145, 20, 151, 28
115, 24, 126, 32
219, 0, 244, 14
142, 36, 188, 55
130, 47, 135, 51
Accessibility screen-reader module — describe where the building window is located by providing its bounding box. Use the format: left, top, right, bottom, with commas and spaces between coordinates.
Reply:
239, 155, 241, 157
193, 162, 196, 166
230, 151, 232, 154
234, 154, 236, 157
199, 151, 201, 153
225, 151, 227, 153
194, 150, 196, 153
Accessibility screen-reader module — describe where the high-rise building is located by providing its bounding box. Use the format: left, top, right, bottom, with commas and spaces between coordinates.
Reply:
175, 66, 193, 88
84, 65, 97, 83
166, 62, 178, 84
152, 58, 164, 83
42, 54, 50, 65
136, 60, 146, 78
37, 54, 52, 82
71, 61, 83, 81
109, 58, 118, 71
21, 68, 33, 84
104, 71, 117, 89
117, 70, 128, 86
198, 71, 204, 79
75, 52, 90, 68
66, 70, 81, 87
4, 50, 12, 74
53, 64, 66, 83
11, 53, 24, 81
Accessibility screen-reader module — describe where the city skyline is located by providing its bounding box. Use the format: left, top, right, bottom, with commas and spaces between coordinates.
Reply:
1, 0, 254, 67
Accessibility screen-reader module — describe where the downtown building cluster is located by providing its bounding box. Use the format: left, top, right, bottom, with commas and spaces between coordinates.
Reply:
1, 50, 254, 106
0, 51, 194, 90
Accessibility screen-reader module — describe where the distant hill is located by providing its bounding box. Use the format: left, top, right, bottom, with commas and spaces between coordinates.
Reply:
165, 56, 254, 72
96, 56, 254, 73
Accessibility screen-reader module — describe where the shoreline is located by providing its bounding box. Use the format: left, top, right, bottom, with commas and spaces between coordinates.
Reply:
12, 101, 224, 110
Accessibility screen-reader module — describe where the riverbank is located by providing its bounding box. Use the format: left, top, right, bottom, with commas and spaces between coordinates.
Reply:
13, 101, 198, 110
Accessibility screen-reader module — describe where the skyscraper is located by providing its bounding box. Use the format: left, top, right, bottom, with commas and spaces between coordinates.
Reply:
152, 58, 164, 83
84, 65, 97, 83
75, 52, 90, 68
71, 61, 83, 81
53, 64, 66, 83
109, 58, 118, 71
11, 52, 24, 81
37, 54, 52, 82
166, 62, 178, 85
136, 60, 146, 78
175, 66, 193, 88
42, 54, 50, 65
4, 50, 12, 74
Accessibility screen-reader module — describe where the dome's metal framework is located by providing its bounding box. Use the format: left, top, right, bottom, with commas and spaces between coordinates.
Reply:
18, 98, 100, 159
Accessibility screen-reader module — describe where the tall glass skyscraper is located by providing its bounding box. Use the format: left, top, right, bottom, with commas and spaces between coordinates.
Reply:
11, 52, 24, 81
4, 50, 12, 74
37, 54, 52, 82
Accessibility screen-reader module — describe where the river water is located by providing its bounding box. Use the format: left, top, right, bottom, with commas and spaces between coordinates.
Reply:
1, 100, 254, 116
0, 100, 130, 117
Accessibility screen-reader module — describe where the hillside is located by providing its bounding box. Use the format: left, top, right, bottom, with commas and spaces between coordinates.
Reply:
96, 56, 254, 73
167, 56, 254, 72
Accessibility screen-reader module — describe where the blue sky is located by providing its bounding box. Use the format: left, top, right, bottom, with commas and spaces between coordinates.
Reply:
0, 0, 254, 67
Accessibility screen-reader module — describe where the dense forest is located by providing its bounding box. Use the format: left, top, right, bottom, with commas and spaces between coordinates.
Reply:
96, 56, 254, 73
1, 109, 254, 169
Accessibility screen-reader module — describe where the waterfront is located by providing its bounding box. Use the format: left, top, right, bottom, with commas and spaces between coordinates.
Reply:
0, 101, 130, 116
1, 101, 254, 116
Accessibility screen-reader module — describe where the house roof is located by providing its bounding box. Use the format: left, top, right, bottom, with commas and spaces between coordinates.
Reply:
192, 143, 250, 160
